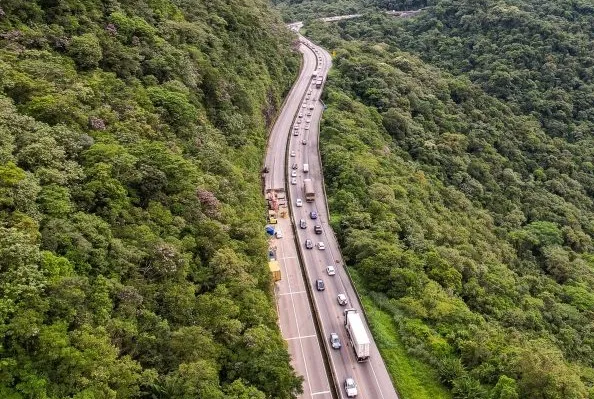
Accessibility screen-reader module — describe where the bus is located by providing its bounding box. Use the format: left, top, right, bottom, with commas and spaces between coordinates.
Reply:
304, 179, 315, 202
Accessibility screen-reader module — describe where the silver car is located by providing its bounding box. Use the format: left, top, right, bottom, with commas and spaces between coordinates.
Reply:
330, 333, 341, 349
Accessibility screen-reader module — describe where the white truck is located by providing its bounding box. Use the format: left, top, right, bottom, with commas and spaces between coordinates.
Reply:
344, 309, 370, 362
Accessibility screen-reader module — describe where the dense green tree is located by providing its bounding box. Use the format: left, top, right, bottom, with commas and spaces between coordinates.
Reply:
0, 0, 302, 397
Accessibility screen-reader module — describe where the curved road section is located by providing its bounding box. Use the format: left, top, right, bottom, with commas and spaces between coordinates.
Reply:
265, 31, 400, 399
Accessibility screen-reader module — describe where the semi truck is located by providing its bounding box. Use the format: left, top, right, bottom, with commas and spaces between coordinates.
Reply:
303, 179, 315, 202
344, 309, 370, 362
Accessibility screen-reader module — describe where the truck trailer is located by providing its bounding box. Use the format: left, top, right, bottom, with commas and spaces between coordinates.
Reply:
344, 309, 370, 362
303, 179, 315, 202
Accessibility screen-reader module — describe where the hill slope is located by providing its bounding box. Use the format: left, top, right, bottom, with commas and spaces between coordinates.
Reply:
0, 0, 301, 398
304, 8, 594, 398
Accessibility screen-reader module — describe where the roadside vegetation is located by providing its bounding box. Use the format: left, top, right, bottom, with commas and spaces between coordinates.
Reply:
305, 16, 594, 397
0, 0, 302, 397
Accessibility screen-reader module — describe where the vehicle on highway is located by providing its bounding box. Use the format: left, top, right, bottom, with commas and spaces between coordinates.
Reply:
262, 165, 269, 173
298, 113, 303, 118
337, 294, 348, 306
309, 104, 315, 110
317, 242, 326, 250
330, 333, 341, 349
310, 211, 318, 219
308, 89, 312, 95
305, 118, 311, 123
305, 239, 313, 249
296, 198, 303, 207
302, 139, 307, 145
305, 123, 310, 129
293, 130, 299, 136
292, 163, 298, 169
291, 177, 297, 185
303, 163, 309, 173
300, 219, 307, 229
345, 378, 358, 397
302, 103, 307, 108
306, 111, 312, 116
314, 224, 322, 234
291, 170, 297, 177
344, 309, 371, 362
296, 119, 301, 124
304, 179, 315, 202
275, 229, 283, 239
316, 279, 325, 291
326, 265, 336, 275
290, 151, 296, 157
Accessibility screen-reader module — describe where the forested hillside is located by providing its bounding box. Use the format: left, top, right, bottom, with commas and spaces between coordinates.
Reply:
303, 6, 594, 398
0, 0, 302, 397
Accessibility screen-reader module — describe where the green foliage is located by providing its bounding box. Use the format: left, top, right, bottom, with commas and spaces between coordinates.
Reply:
306, 35, 594, 397
68, 33, 102, 69
0, 0, 301, 397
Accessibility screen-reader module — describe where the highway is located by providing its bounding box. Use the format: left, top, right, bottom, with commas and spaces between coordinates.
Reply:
264, 30, 400, 399
264, 39, 332, 399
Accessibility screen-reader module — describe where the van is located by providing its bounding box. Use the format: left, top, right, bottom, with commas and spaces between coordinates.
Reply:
303, 164, 309, 173
275, 229, 283, 239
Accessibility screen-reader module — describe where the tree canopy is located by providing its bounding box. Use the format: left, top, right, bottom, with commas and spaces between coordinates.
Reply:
302, 7, 594, 397
0, 0, 302, 397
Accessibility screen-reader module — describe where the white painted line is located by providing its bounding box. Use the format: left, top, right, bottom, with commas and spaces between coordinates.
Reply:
278, 290, 307, 296
280, 256, 298, 260
311, 391, 331, 396
279, 239, 313, 396
285, 334, 317, 341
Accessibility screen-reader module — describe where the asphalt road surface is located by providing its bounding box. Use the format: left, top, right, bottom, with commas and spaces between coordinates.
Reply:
264, 41, 332, 399
264, 32, 400, 399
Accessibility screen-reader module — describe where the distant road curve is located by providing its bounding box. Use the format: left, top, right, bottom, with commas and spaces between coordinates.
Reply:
287, 8, 426, 29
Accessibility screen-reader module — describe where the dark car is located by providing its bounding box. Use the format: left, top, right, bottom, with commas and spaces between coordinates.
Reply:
292, 163, 298, 170
310, 211, 318, 219
316, 279, 325, 291
314, 225, 322, 234
300, 219, 307, 229
305, 239, 314, 249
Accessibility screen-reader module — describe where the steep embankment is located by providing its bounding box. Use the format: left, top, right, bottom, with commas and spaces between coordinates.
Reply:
305, 20, 594, 399
0, 0, 301, 397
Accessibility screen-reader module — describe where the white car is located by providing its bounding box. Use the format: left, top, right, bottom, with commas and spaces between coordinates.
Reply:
298, 113, 303, 118
302, 103, 307, 108
291, 170, 297, 177
296, 198, 303, 207
317, 242, 326, 250
345, 378, 358, 397
296, 119, 302, 124
337, 293, 348, 306
291, 177, 297, 185
326, 265, 336, 275
275, 229, 283, 239
306, 111, 312, 116
290, 151, 296, 157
